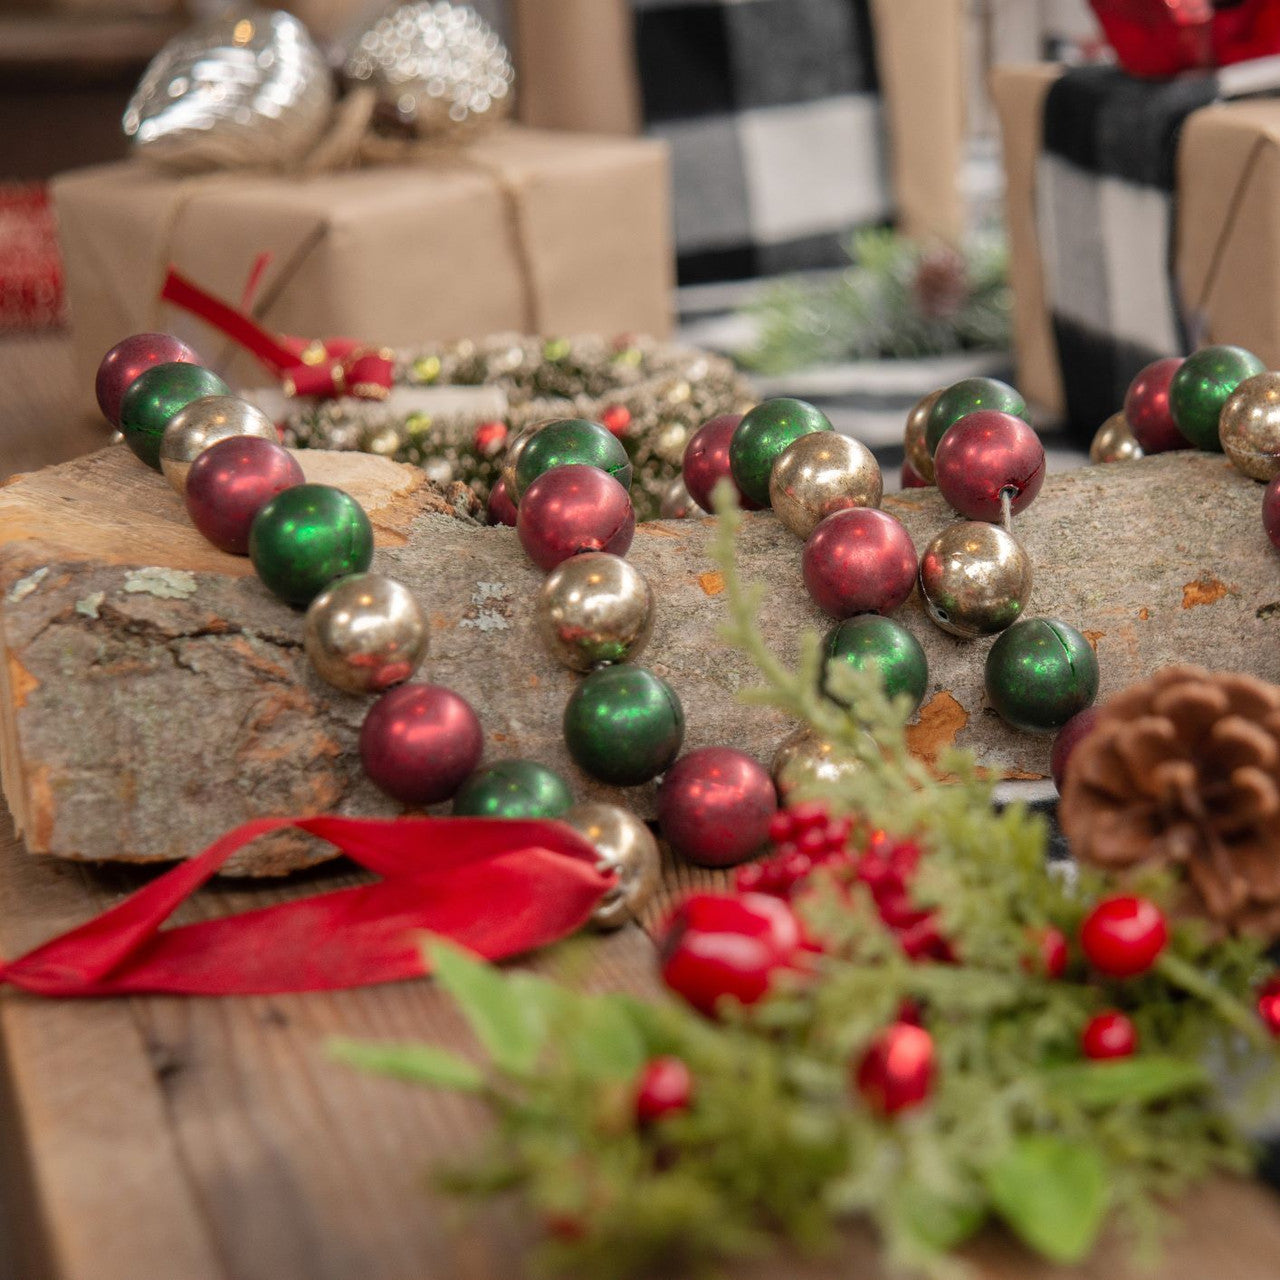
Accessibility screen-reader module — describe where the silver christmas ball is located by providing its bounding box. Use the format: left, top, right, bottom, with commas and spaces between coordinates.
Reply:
535, 552, 654, 672
343, 1, 514, 138
904, 388, 941, 484
1089, 412, 1144, 465
498, 422, 547, 502
303, 573, 428, 694
769, 431, 882, 539
123, 10, 334, 172
159, 395, 278, 494
771, 726, 863, 801
559, 802, 661, 930
918, 521, 1033, 639
659, 473, 702, 520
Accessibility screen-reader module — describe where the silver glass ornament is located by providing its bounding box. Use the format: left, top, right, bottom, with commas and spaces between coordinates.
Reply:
918, 521, 1033, 639
304, 573, 428, 694
535, 553, 654, 672
769, 431, 882, 539
771, 726, 863, 801
658, 473, 702, 520
343, 1, 514, 138
1089, 412, 1144, 466
123, 10, 334, 173
559, 802, 661, 930
160, 395, 278, 493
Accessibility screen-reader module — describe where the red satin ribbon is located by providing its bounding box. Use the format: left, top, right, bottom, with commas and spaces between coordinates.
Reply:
160, 268, 395, 401
0, 816, 612, 997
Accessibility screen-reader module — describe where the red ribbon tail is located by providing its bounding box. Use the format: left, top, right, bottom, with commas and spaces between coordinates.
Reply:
0, 817, 612, 997
160, 268, 302, 378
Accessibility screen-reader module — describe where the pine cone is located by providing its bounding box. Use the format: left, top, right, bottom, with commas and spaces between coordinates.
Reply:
912, 247, 969, 322
1060, 665, 1280, 940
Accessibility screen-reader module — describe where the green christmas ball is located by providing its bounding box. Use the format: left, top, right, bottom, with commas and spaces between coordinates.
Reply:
249, 484, 374, 606
925, 377, 1027, 455
118, 363, 230, 471
822, 616, 928, 714
984, 617, 1099, 733
729, 397, 832, 507
563, 665, 684, 786
452, 758, 574, 818
513, 418, 633, 499
1169, 344, 1266, 451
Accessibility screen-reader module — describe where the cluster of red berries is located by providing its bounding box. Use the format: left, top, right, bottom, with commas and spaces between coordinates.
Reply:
735, 801, 854, 895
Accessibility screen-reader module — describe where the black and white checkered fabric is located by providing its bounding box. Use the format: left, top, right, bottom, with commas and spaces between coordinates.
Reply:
630, 0, 892, 284
1036, 66, 1217, 441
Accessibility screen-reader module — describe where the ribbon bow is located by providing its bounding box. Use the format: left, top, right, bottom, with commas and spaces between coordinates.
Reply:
160, 266, 395, 401
0, 815, 613, 996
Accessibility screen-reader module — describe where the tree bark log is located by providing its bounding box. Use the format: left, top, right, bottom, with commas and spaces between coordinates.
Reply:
1, 444, 1277, 874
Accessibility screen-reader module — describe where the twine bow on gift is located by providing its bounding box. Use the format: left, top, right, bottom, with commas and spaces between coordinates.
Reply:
0, 815, 614, 996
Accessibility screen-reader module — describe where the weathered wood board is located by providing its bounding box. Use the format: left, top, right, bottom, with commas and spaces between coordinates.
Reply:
3, 801, 1280, 1280
1, 445, 1278, 873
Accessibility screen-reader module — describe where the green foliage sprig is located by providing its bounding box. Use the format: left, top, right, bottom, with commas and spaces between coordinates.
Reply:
740, 228, 1011, 375
334, 492, 1280, 1277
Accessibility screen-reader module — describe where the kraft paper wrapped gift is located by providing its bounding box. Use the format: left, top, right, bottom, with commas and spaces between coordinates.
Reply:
994, 62, 1280, 429
53, 126, 673, 405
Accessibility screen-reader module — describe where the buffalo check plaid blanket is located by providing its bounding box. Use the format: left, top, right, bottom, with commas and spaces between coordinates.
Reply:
630, 0, 892, 284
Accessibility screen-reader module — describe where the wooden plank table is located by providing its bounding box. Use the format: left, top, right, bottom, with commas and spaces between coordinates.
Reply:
2, 337, 1280, 1278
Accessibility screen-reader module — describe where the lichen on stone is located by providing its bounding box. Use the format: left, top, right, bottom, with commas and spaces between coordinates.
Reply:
7, 567, 48, 603
123, 568, 199, 600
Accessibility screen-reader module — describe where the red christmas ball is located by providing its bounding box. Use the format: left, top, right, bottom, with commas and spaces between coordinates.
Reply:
1257, 976, 1280, 1036
601, 404, 632, 436
517, 464, 635, 571
1264, 474, 1280, 549
635, 1055, 694, 1124
1050, 706, 1101, 792
1025, 925, 1069, 979
486, 476, 518, 527
1082, 1010, 1137, 1060
855, 1022, 935, 1115
1124, 357, 1188, 453
657, 747, 778, 868
184, 436, 303, 556
901, 458, 929, 489
934, 410, 1045, 522
1080, 896, 1168, 978
473, 419, 509, 457
359, 683, 484, 806
802, 508, 918, 619
682, 413, 761, 512
96, 332, 202, 428
659, 891, 802, 1017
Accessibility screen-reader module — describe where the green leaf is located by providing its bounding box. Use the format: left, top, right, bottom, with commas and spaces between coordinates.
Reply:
427, 941, 547, 1075
984, 1136, 1110, 1264
328, 1037, 484, 1091
897, 1184, 985, 1251
1043, 1057, 1211, 1108
561, 996, 647, 1081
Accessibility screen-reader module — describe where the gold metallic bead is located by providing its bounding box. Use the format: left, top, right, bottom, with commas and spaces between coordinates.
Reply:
1220, 371, 1280, 480
659, 473, 702, 520
499, 421, 551, 498
159, 395, 277, 493
768, 432, 883, 539
303, 573, 428, 694
1089, 412, 1144, 465
559, 802, 661, 930
918, 521, 1033, 639
535, 553, 654, 672
904, 388, 941, 484
771, 726, 863, 801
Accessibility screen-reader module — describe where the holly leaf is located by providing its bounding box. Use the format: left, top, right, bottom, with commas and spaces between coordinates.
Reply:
984, 1136, 1110, 1264
1043, 1057, 1210, 1108
427, 941, 547, 1075
328, 1038, 484, 1091
561, 996, 647, 1081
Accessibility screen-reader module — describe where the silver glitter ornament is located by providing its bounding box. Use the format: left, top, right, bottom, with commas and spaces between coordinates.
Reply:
343, 2, 514, 138
304, 573, 428, 694
123, 10, 334, 172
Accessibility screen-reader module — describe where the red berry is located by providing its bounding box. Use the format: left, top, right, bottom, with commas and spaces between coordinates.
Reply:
1025, 926, 1069, 979
635, 1055, 694, 1124
1081, 1010, 1138, 1059
601, 404, 632, 436
1258, 976, 1280, 1036
659, 892, 802, 1018
787, 801, 830, 833
821, 816, 853, 851
1080, 896, 1168, 978
735, 863, 765, 893
780, 851, 814, 884
473, 419, 509, 456
855, 1023, 935, 1115
545, 1213, 587, 1242
767, 810, 795, 845
796, 827, 829, 858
